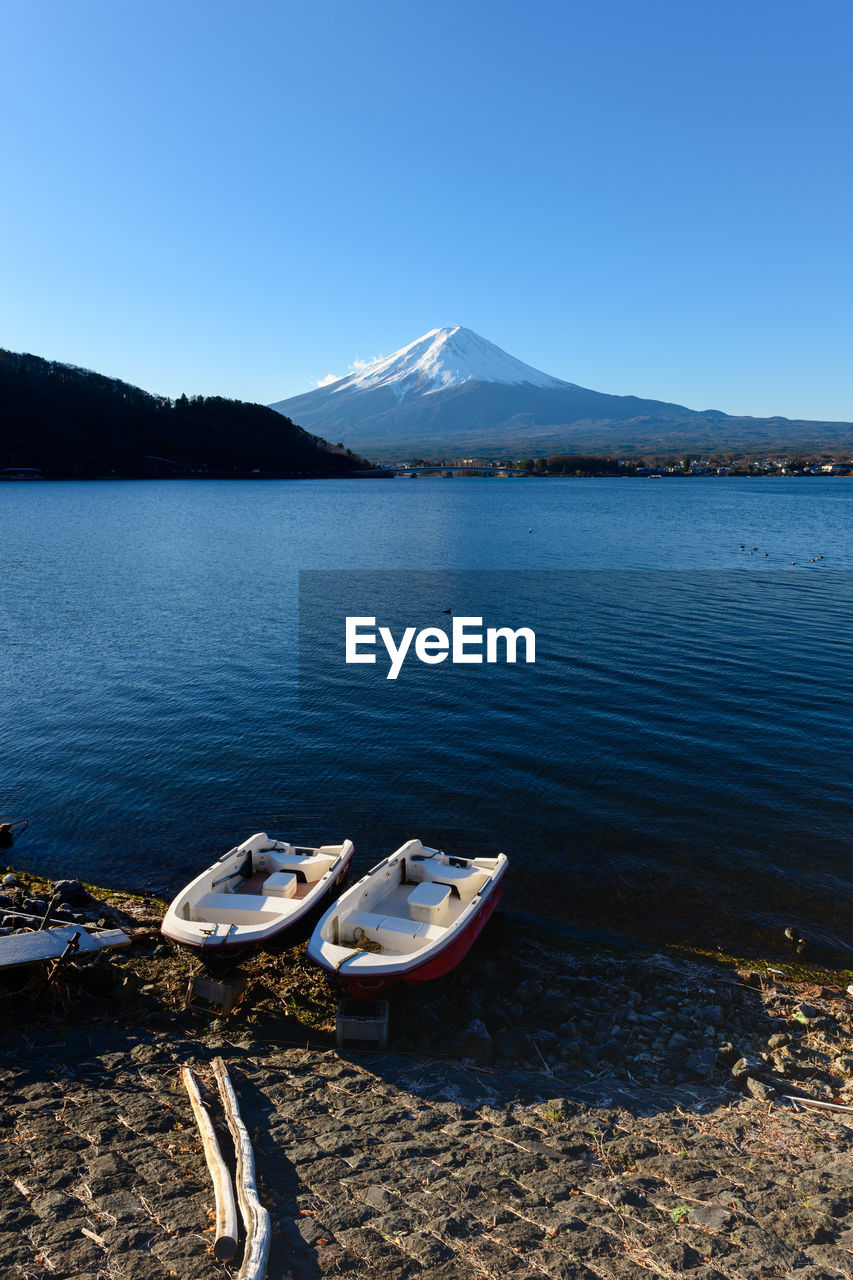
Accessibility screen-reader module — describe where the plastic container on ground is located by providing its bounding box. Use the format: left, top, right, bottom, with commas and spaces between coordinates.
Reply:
336, 998, 389, 1050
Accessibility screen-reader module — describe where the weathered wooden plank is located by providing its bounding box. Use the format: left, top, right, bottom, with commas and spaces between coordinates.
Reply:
0, 925, 130, 970
181, 1066, 238, 1260
213, 1056, 270, 1280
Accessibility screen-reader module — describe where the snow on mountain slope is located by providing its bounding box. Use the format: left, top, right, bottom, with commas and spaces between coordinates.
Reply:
269, 326, 745, 458
269, 326, 853, 459
323, 326, 573, 400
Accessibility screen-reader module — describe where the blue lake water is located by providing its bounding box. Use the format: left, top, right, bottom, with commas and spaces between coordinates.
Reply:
1, 477, 851, 957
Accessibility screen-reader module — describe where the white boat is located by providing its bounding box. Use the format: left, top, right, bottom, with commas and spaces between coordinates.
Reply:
161, 832, 354, 966
307, 839, 508, 998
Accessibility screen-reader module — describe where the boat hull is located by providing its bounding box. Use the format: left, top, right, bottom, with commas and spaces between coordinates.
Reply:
162, 843, 354, 970
320, 872, 506, 999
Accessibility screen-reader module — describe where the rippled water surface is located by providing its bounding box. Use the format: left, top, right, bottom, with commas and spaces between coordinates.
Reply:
1, 477, 851, 955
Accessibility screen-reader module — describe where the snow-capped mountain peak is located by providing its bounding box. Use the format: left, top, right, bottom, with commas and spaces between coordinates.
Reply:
327, 326, 572, 400
269, 325, 825, 462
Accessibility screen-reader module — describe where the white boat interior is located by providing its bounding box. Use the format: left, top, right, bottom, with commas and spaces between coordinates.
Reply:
163, 832, 352, 947
311, 839, 507, 972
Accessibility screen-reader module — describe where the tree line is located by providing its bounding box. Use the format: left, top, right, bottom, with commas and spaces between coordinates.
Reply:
0, 349, 371, 476
519, 455, 623, 475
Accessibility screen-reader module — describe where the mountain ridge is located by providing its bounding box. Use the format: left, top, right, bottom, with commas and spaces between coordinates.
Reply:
271, 327, 853, 459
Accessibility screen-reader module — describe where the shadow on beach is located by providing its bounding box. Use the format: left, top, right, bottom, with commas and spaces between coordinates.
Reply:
3, 911, 853, 1279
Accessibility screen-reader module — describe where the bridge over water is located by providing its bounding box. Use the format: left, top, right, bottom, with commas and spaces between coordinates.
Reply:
353, 465, 529, 477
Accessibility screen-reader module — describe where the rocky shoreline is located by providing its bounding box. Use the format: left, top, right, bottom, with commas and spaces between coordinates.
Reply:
2, 868, 853, 1279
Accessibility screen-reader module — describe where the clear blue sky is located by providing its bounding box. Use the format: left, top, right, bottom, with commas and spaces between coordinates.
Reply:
2, 0, 851, 419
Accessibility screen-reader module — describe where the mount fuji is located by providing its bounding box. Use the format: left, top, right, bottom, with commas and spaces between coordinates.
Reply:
270, 327, 852, 459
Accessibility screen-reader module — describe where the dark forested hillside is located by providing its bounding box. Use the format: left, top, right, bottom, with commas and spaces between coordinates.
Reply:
0, 349, 370, 476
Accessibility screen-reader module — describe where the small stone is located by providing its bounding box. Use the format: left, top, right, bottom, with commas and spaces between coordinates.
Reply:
732, 1056, 763, 1079
362, 1185, 396, 1212
539, 1096, 573, 1121
685, 1048, 718, 1079
717, 1041, 739, 1066
833, 1056, 853, 1077
556, 1037, 582, 1063
448, 1019, 492, 1062
768, 1032, 790, 1049
495, 1028, 531, 1061
745, 1076, 775, 1101
601, 1039, 625, 1063
689, 1204, 736, 1231
514, 980, 539, 1004
51, 878, 89, 905
22, 898, 47, 915
2, 874, 16, 887
796, 1002, 823, 1023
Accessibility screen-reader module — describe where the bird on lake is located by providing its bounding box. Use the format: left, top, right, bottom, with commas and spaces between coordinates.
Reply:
441, 608, 452, 614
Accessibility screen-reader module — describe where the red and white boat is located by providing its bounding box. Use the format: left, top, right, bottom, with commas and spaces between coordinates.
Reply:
307, 839, 508, 998
161, 832, 354, 967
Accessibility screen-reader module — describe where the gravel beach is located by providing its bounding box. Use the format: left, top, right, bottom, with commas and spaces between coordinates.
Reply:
2, 871, 853, 1280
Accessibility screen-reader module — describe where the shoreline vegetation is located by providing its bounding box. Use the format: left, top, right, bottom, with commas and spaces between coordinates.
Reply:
4, 865, 853, 1278
0, 349, 372, 480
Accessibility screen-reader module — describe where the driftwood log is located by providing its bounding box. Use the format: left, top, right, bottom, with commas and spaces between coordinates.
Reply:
213, 1056, 270, 1280
784, 1094, 853, 1116
181, 1066, 238, 1260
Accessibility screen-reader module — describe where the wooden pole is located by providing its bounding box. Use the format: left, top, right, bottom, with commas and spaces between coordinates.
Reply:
181, 1066, 238, 1260
213, 1056, 270, 1280
783, 1094, 853, 1116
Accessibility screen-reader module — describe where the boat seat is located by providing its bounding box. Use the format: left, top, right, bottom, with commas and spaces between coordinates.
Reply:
193, 892, 282, 924
344, 910, 434, 954
408, 881, 452, 925
270, 853, 329, 882
407, 861, 489, 903
343, 911, 387, 937
262, 871, 297, 899
347, 911, 423, 938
